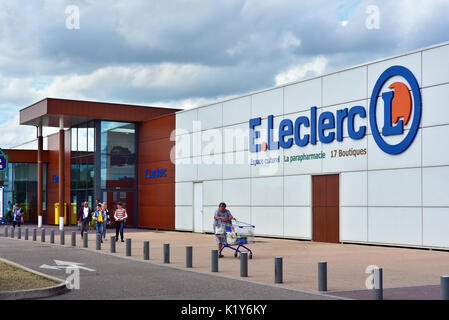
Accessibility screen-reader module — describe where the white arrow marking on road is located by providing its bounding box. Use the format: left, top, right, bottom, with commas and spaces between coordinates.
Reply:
39, 260, 96, 272
39, 264, 61, 270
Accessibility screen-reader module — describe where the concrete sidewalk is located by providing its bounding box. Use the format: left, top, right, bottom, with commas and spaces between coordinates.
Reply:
2, 224, 449, 297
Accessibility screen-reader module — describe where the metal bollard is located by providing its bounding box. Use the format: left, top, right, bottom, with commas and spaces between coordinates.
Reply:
441, 276, 449, 300
275, 257, 283, 283
83, 232, 88, 248
163, 243, 170, 264
50, 230, 54, 243
240, 252, 248, 277
96, 234, 101, 250
32, 228, 37, 241
71, 231, 76, 247
110, 236, 116, 253
211, 250, 218, 272
25, 228, 29, 240
318, 261, 328, 291
60, 230, 65, 245
17, 227, 21, 239
373, 267, 383, 300
186, 246, 192, 268
143, 241, 150, 260
41, 229, 45, 242
126, 238, 131, 256
4, 227, 7, 237
10, 227, 14, 238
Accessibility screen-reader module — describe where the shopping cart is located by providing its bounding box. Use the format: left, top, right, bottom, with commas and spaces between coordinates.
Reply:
219, 218, 255, 259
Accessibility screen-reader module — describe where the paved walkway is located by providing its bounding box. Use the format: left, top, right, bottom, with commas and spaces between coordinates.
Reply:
2, 224, 449, 299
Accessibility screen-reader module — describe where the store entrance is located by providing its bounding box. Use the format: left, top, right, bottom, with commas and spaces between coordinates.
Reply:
312, 174, 340, 243
101, 190, 135, 227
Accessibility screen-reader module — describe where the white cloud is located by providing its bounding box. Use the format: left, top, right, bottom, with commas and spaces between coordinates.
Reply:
274, 56, 328, 86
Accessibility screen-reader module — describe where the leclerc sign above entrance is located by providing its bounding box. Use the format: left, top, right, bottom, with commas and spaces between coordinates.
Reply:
249, 65, 422, 155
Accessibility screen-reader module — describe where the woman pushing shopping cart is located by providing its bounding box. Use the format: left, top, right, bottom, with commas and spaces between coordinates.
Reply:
213, 202, 255, 259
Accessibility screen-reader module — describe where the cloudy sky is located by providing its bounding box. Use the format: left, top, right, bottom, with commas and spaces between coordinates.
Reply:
1, 0, 448, 148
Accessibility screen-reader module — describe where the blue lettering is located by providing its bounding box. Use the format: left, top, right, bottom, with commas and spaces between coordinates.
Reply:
348, 106, 367, 139
249, 117, 261, 152
279, 119, 293, 149
318, 111, 335, 143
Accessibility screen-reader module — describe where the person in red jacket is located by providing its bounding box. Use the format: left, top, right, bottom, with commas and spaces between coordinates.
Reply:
114, 202, 128, 242
78, 201, 92, 239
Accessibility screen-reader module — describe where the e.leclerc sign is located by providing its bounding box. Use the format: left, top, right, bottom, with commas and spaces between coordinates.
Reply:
249, 65, 421, 156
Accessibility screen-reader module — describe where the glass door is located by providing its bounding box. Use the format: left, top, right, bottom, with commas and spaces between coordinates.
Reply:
102, 190, 135, 227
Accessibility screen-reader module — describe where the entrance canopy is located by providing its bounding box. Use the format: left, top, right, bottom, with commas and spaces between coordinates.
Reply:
20, 98, 180, 128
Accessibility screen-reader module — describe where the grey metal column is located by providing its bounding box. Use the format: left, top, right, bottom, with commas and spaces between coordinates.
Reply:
110, 236, 116, 253
126, 238, 131, 256
25, 228, 29, 240
275, 257, 283, 283
163, 243, 170, 263
71, 231, 76, 246
50, 230, 54, 243
4, 227, 7, 237
83, 232, 88, 248
143, 241, 150, 260
96, 234, 101, 250
60, 230, 65, 245
211, 250, 218, 272
32, 228, 37, 241
318, 261, 327, 292
240, 252, 248, 277
41, 229, 45, 242
17, 227, 21, 239
373, 267, 383, 300
10, 227, 14, 238
441, 276, 449, 300
186, 246, 192, 268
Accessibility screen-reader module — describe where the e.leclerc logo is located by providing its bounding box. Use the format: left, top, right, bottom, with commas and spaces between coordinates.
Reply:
249, 65, 421, 156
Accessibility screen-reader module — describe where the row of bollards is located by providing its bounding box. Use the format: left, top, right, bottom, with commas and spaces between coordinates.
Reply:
3, 226, 449, 300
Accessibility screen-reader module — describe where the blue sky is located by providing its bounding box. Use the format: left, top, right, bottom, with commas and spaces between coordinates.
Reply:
1, 0, 449, 147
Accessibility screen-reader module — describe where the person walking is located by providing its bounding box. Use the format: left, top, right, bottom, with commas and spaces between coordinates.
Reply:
213, 202, 233, 258
93, 204, 106, 243
101, 202, 109, 241
78, 201, 92, 239
114, 202, 128, 242
12, 203, 23, 229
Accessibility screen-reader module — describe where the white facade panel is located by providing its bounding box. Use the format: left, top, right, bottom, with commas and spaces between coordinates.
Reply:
176, 109, 198, 134
197, 154, 222, 181
230, 207, 251, 225
367, 130, 422, 170
251, 87, 283, 118
340, 171, 367, 207
223, 151, 251, 179
251, 176, 283, 206
283, 206, 311, 238
422, 125, 449, 167
368, 168, 421, 207
198, 103, 222, 130
423, 208, 449, 248
223, 123, 249, 153
250, 149, 283, 178
201, 128, 223, 155
422, 44, 449, 87
175, 157, 198, 182
322, 136, 367, 173
175, 133, 193, 160
283, 142, 322, 176
340, 207, 368, 242
222, 178, 251, 206
284, 78, 321, 114
175, 206, 193, 231
322, 66, 367, 107
251, 206, 283, 236
423, 166, 449, 207
203, 180, 222, 206
421, 83, 449, 128
284, 175, 311, 206
368, 207, 422, 246
203, 206, 217, 233
175, 182, 192, 206
223, 96, 251, 126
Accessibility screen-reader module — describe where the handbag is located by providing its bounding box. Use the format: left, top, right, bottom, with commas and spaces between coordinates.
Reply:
20, 216, 24, 224
215, 224, 225, 235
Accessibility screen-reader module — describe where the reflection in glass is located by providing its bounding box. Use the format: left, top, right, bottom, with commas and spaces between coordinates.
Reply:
78, 124, 87, 152
71, 127, 77, 151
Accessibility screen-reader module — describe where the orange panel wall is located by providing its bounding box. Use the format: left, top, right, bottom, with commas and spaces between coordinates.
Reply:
137, 114, 176, 229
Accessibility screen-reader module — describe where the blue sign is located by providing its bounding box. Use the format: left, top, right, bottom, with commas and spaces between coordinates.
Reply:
145, 168, 167, 179
52, 175, 59, 183
0, 149, 8, 172
249, 65, 421, 155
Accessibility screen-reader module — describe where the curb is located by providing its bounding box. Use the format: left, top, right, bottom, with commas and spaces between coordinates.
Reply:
0, 257, 69, 300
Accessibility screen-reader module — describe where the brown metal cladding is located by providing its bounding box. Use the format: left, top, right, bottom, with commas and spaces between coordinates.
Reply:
137, 114, 176, 230
2, 149, 49, 163
312, 174, 340, 243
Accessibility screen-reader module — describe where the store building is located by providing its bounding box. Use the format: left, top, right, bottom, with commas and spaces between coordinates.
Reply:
3, 41, 449, 250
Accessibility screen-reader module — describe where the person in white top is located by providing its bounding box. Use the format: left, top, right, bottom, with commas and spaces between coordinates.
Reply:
114, 202, 128, 242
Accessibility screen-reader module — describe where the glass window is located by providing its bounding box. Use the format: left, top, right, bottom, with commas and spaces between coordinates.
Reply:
101, 121, 135, 155
78, 123, 87, 152
100, 154, 135, 189
71, 127, 77, 151
87, 121, 95, 153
